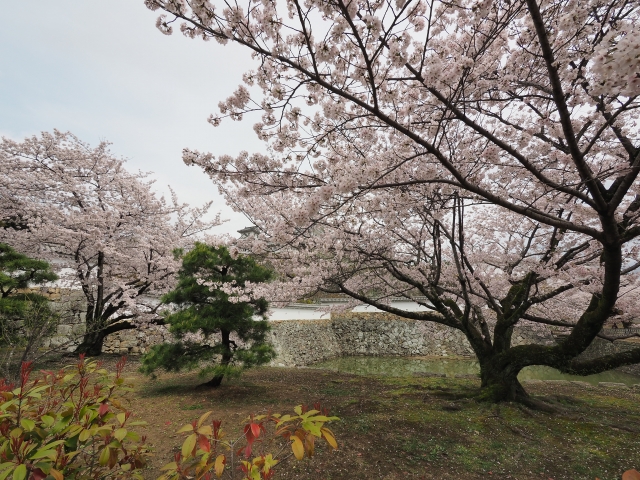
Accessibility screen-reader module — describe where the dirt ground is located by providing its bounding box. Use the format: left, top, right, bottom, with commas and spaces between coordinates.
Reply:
54, 356, 640, 480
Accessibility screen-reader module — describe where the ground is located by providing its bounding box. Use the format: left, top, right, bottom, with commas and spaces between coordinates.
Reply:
50, 356, 640, 479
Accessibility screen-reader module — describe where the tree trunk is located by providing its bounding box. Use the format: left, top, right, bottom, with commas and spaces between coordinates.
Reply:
204, 329, 233, 388
477, 358, 528, 403
75, 329, 106, 356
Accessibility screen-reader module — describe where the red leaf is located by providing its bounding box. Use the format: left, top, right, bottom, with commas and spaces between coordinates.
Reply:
244, 442, 253, 459
32, 469, 46, 480
98, 403, 109, 416
250, 423, 261, 439
244, 424, 255, 443
198, 435, 211, 452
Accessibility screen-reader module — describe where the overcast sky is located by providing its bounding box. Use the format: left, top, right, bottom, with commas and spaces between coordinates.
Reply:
0, 1, 264, 235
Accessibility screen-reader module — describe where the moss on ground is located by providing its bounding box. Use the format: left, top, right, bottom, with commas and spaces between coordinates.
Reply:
45, 356, 640, 479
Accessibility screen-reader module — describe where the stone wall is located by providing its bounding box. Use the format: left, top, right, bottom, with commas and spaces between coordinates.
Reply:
571, 336, 640, 376
268, 319, 341, 366
98, 312, 555, 365
45, 301, 638, 378
268, 313, 556, 366
38, 289, 86, 351
102, 325, 173, 355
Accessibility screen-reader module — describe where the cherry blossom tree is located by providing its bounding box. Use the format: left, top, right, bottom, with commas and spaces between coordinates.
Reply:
145, 0, 640, 403
0, 131, 219, 355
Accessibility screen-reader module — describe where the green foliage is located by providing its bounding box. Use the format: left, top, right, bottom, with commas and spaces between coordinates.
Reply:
0, 244, 58, 345
141, 244, 275, 386
0, 356, 150, 479
160, 403, 339, 480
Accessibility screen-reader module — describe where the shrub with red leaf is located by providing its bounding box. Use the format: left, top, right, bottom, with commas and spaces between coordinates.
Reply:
0, 356, 150, 479
160, 404, 339, 480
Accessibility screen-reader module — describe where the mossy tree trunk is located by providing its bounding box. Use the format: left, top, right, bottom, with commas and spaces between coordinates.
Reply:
203, 329, 233, 388
338, 239, 640, 405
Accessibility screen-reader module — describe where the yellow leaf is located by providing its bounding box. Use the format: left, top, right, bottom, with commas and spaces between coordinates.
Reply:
197, 425, 212, 436
116, 413, 126, 426
291, 436, 305, 460
293, 405, 302, 415
197, 411, 212, 428
214, 454, 226, 478
182, 434, 197, 459
114, 428, 127, 441
262, 454, 279, 472
304, 434, 315, 457
275, 414, 292, 426
177, 424, 194, 434
49, 468, 63, 480
321, 428, 338, 449
160, 462, 178, 471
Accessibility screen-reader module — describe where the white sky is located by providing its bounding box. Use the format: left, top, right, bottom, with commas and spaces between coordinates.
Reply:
0, 1, 265, 235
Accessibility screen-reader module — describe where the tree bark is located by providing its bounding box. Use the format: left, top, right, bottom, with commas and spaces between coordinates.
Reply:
75, 329, 106, 356
203, 329, 233, 388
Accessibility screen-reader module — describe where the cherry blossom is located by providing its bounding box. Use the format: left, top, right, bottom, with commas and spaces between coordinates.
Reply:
146, 0, 639, 402
0, 131, 220, 355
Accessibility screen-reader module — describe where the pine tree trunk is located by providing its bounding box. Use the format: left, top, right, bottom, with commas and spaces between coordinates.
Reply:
204, 329, 233, 388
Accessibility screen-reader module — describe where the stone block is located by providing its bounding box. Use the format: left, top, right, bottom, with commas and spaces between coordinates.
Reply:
49, 336, 69, 348
543, 380, 572, 386
598, 382, 628, 388
571, 381, 593, 388
57, 324, 73, 336
72, 324, 86, 335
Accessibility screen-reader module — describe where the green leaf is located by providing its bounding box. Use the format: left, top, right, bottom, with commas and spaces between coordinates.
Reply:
12, 464, 26, 480
293, 405, 302, 415
40, 415, 54, 427
19, 419, 35, 432
79, 429, 92, 442
302, 421, 322, 437
114, 428, 127, 441
0, 467, 12, 480
29, 449, 57, 460
125, 431, 141, 442
99, 447, 111, 466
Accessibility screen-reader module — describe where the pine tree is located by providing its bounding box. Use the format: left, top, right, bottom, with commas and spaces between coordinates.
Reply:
140, 243, 275, 387
0, 243, 58, 344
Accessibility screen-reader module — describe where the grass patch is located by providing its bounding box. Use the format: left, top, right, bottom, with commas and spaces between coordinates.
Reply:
46, 356, 640, 480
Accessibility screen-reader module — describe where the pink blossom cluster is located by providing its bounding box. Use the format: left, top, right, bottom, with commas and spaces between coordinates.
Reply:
145, 0, 640, 360
0, 131, 220, 328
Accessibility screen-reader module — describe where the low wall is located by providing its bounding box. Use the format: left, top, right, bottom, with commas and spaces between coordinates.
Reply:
103, 313, 555, 365
268, 313, 556, 366
572, 336, 640, 376
87, 312, 640, 378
